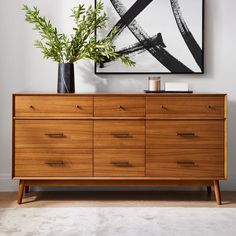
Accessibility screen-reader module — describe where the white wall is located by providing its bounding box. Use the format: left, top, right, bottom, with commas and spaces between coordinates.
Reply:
0, 0, 236, 191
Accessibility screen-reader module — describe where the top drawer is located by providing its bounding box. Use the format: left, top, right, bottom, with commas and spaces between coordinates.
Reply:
146, 96, 225, 118
14, 95, 93, 117
94, 96, 145, 117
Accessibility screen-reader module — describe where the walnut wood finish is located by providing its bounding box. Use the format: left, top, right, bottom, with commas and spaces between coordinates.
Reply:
14, 95, 93, 117
12, 93, 227, 205
21, 179, 214, 187
94, 120, 145, 149
15, 120, 92, 149
17, 180, 25, 204
146, 96, 225, 118
146, 149, 224, 178
214, 180, 222, 205
146, 120, 224, 149
94, 149, 145, 177
15, 149, 93, 177
94, 96, 145, 117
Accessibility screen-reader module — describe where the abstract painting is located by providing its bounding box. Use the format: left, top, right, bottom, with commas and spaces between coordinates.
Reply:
95, 0, 204, 74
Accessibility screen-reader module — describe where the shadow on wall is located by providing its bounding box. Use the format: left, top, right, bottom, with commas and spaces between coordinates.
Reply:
74, 60, 108, 92
225, 100, 236, 189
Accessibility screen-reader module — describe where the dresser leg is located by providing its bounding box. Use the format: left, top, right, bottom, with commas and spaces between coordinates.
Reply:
213, 180, 222, 205
25, 186, 30, 193
207, 186, 211, 195
17, 180, 25, 204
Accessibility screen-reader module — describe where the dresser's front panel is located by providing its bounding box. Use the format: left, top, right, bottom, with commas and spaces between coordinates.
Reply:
94, 120, 145, 149
94, 149, 145, 177
146, 149, 224, 178
13, 93, 227, 182
94, 96, 146, 117
14, 95, 93, 117
146, 120, 224, 149
15, 149, 93, 177
15, 120, 93, 149
146, 96, 225, 118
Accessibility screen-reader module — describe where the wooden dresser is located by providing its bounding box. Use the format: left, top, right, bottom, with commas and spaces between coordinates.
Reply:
12, 93, 227, 204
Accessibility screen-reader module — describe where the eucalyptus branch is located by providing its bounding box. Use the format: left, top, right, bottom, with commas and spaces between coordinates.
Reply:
22, 1, 135, 66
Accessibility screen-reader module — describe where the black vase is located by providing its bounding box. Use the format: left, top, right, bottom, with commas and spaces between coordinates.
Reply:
57, 63, 75, 93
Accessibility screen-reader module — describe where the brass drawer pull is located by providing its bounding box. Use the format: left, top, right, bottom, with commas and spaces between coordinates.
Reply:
29, 105, 35, 109
111, 132, 130, 138
76, 105, 82, 110
118, 105, 125, 110
160, 105, 167, 110
177, 161, 195, 165
111, 161, 132, 167
45, 132, 64, 137
45, 161, 64, 166
208, 105, 215, 109
177, 132, 195, 137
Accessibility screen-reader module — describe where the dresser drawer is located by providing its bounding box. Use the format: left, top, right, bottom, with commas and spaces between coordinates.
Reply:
94, 149, 145, 177
15, 149, 92, 177
14, 95, 93, 117
146, 149, 224, 178
146, 96, 225, 118
146, 120, 224, 149
94, 96, 145, 117
94, 120, 145, 149
15, 120, 92, 149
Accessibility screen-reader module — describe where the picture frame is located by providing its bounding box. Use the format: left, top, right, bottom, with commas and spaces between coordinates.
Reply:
95, 0, 204, 74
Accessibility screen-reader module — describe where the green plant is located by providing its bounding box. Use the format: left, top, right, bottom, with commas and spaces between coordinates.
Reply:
22, 1, 135, 66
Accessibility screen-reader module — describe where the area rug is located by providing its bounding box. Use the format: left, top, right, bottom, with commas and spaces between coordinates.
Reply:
0, 207, 236, 236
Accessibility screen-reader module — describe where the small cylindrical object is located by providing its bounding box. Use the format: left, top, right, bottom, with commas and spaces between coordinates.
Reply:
148, 77, 161, 91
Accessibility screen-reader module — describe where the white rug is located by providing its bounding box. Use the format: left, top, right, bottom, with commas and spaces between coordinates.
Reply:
0, 207, 236, 236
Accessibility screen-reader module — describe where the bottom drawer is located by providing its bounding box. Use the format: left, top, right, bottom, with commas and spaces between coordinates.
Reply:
94, 149, 145, 177
146, 149, 224, 178
15, 149, 92, 177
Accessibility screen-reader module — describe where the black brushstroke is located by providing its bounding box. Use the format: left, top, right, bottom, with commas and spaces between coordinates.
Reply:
100, 33, 166, 66
170, 0, 203, 71
107, 0, 153, 40
105, 0, 193, 73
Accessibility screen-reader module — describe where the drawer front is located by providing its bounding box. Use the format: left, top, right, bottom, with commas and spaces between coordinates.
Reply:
146, 96, 225, 118
94, 120, 145, 149
14, 95, 93, 117
94, 149, 145, 177
15, 120, 92, 149
15, 149, 92, 177
146, 120, 224, 149
94, 96, 145, 117
146, 149, 224, 178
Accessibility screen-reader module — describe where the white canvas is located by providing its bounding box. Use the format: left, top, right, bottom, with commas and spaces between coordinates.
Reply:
95, 0, 204, 74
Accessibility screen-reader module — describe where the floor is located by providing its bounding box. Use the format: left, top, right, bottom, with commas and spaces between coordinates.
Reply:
1, 191, 236, 208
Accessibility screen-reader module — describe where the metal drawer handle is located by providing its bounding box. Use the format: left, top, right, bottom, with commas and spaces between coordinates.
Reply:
76, 105, 82, 110
177, 132, 195, 137
45, 132, 64, 137
29, 105, 35, 109
208, 105, 215, 109
160, 105, 167, 110
177, 161, 195, 165
45, 160, 64, 166
118, 105, 125, 110
111, 161, 132, 167
111, 132, 131, 138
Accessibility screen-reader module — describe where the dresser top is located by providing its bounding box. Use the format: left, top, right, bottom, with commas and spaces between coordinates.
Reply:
13, 92, 227, 97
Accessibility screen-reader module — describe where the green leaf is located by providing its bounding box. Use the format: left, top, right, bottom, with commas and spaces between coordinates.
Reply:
22, 1, 135, 66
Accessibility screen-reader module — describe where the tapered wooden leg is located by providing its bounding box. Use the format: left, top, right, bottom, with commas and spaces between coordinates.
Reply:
25, 186, 30, 193
17, 180, 25, 204
213, 180, 221, 205
207, 186, 211, 195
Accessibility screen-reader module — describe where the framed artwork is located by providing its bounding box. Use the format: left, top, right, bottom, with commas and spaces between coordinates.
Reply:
95, 0, 204, 74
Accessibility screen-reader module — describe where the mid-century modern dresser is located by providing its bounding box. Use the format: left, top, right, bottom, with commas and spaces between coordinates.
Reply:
12, 93, 227, 204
